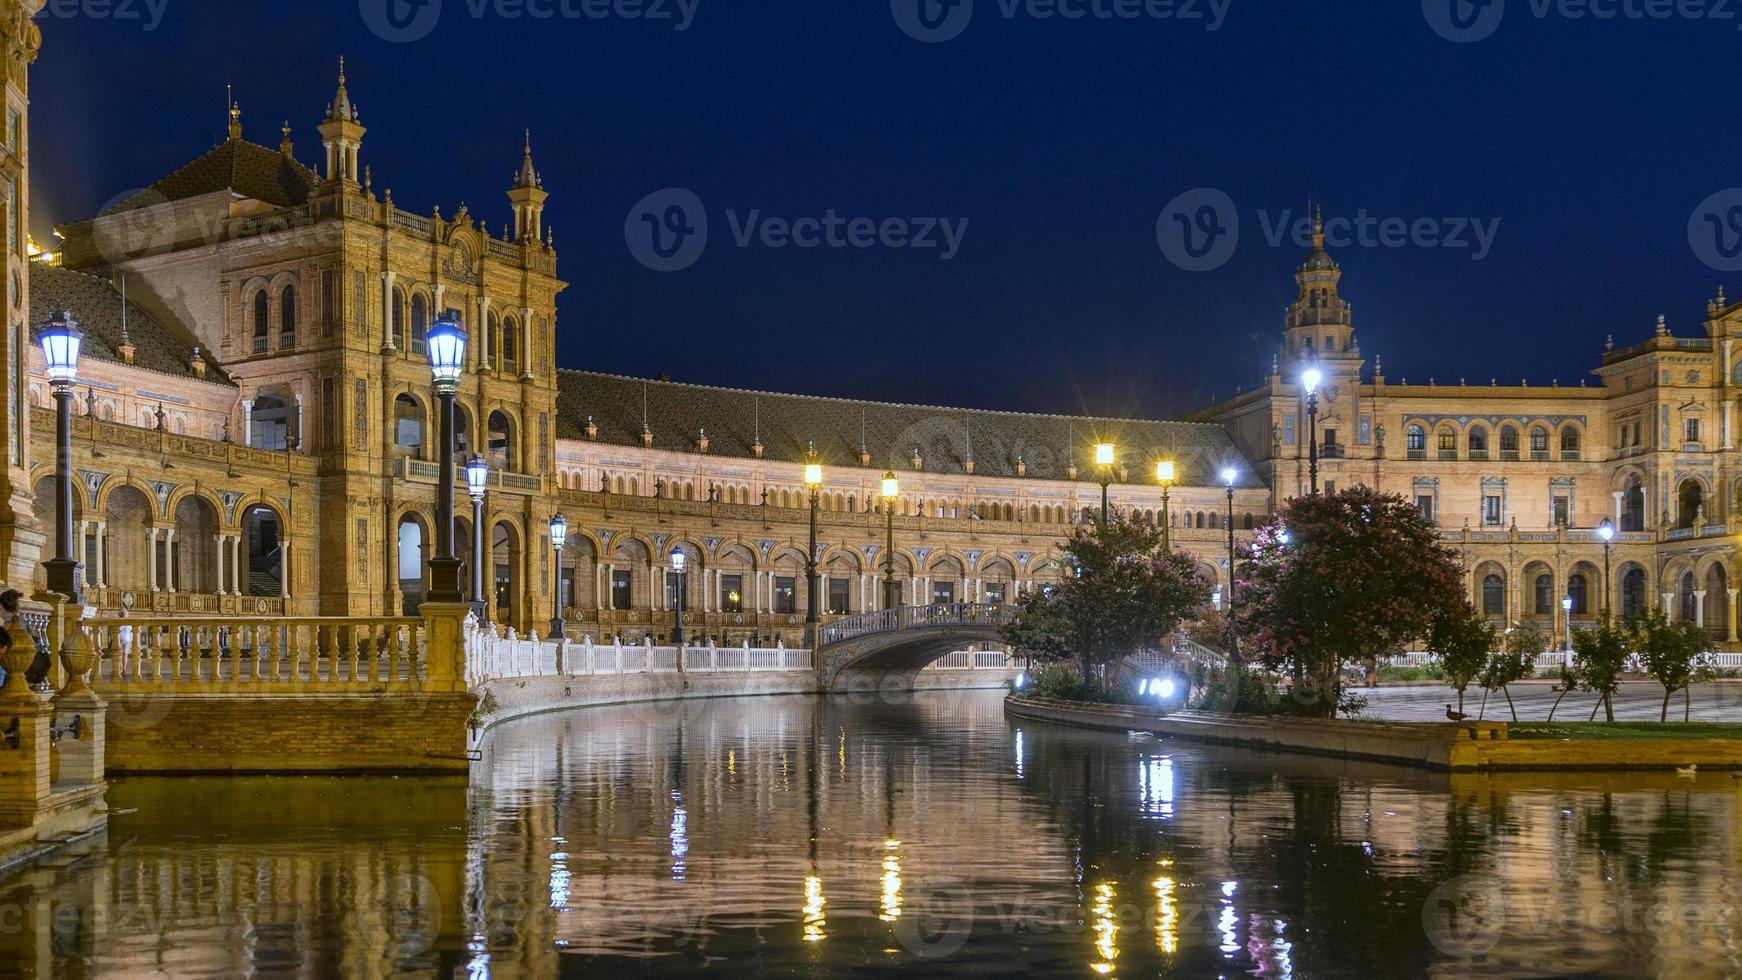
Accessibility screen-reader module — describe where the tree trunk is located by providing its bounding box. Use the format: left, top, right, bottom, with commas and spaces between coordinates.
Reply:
1604, 691, 1615, 723
1685, 683, 1692, 723
1661, 687, 1672, 723
1478, 687, 1490, 721
1588, 696, 1602, 722
1503, 685, 1517, 723
1456, 686, 1466, 715
1547, 686, 1569, 723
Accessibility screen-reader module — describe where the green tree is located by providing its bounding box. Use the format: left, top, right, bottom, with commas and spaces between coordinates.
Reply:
1571, 620, 1630, 722
1479, 625, 1542, 722
1232, 487, 1467, 717
999, 515, 1214, 696
1431, 603, 1494, 716
1627, 609, 1706, 722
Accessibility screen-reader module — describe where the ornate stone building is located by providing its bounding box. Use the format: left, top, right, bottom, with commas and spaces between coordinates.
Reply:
18, 61, 1261, 646
1199, 215, 1742, 645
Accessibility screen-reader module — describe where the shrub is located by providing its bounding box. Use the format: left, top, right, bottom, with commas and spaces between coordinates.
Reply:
1029, 662, 1088, 702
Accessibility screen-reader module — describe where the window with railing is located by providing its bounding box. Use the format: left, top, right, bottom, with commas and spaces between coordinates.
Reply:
1407, 425, 1426, 460
1529, 427, 1549, 461
1437, 426, 1458, 460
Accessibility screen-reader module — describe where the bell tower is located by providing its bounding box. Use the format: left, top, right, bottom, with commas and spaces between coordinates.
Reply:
316, 57, 365, 183
1283, 209, 1358, 372
507, 131, 548, 243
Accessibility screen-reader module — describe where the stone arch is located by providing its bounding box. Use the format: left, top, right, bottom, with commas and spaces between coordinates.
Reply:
823, 549, 861, 614
1618, 562, 1649, 618
1557, 421, 1583, 456
980, 556, 1018, 604
928, 553, 966, 604
1677, 477, 1707, 529
487, 408, 517, 472
1521, 560, 1555, 616
242, 503, 284, 598
1701, 560, 1730, 633
1566, 560, 1601, 617
1473, 560, 1507, 619
170, 493, 221, 594
396, 510, 430, 616
492, 520, 523, 631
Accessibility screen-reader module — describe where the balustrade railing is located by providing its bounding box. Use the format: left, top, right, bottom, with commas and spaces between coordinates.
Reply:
90, 616, 427, 693
820, 603, 1014, 646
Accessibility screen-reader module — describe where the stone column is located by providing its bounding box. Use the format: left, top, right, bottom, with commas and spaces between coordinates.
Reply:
1663, 592, 1676, 619
1695, 590, 1707, 628
1612, 491, 1623, 528
146, 528, 158, 591
231, 537, 242, 594
241, 399, 254, 447
476, 296, 491, 372
94, 522, 107, 589
1727, 400, 1735, 450
214, 532, 226, 595
164, 529, 178, 593
521, 306, 536, 380
1729, 589, 1739, 643
280, 541, 291, 599
603, 562, 615, 610
381, 270, 397, 349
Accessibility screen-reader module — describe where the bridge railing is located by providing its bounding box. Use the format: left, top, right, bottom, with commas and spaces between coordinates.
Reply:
820, 603, 1015, 646
90, 616, 428, 694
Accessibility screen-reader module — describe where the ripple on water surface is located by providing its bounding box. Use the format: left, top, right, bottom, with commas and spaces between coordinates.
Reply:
2, 690, 1740, 978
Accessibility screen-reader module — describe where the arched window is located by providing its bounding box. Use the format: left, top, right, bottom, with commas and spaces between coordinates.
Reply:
252, 291, 269, 353
1622, 481, 1645, 532
1621, 567, 1647, 618
410, 294, 428, 354
392, 288, 407, 349
393, 394, 423, 450
251, 395, 293, 451
279, 285, 296, 348
1529, 426, 1549, 458
488, 410, 515, 471
1482, 574, 1505, 615
1437, 427, 1457, 458
1534, 574, 1554, 615
1468, 425, 1488, 457
487, 312, 500, 371
1568, 573, 1589, 616
1406, 425, 1426, 458
1560, 427, 1581, 457
1499, 425, 1520, 458
502, 315, 520, 374
1678, 480, 1704, 529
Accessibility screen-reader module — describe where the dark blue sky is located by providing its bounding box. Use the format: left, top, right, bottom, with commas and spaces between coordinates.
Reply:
27, 0, 1742, 419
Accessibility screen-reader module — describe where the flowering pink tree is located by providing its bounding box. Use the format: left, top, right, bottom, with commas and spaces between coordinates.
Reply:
1232, 487, 1467, 717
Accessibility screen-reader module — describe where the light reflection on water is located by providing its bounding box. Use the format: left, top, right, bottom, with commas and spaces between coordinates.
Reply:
1, 690, 1741, 977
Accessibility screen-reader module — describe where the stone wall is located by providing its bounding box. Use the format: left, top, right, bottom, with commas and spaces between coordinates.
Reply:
102, 693, 478, 774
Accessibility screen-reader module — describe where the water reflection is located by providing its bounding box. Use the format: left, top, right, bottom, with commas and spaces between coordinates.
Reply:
1, 691, 1741, 977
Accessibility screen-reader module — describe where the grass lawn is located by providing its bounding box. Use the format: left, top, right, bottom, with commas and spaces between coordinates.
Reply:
1508, 723, 1742, 741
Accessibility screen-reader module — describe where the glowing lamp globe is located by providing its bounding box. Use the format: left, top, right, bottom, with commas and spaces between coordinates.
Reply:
882, 472, 900, 500
465, 454, 489, 499
671, 550, 686, 573
1301, 367, 1323, 395
548, 513, 568, 550
425, 312, 468, 387
1597, 519, 1614, 542
804, 463, 823, 488
1561, 595, 1574, 612
1222, 467, 1237, 488
38, 310, 83, 385
1094, 443, 1116, 468
1155, 460, 1176, 485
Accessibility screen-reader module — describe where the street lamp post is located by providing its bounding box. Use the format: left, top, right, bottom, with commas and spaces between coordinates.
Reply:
1095, 443, 1116, 524
38, 311, 83, 605
671, 549, 687, 646
804, 454, 823, 636
1222, 466, 1242, 667
1302, 364, 1323, 495
1597, 518, 1614, 621
1155, 460, 1176, 552
548, 514, 567, 640
466, 455, 489, 621
1561, 594, 1575, 667
882, 472, 900, 610
424, 312, 468, 604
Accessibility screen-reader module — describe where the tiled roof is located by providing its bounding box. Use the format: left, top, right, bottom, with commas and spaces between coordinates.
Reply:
556, 371, 1261, 488
29, 264, 232, 386
102, 138, 320, 215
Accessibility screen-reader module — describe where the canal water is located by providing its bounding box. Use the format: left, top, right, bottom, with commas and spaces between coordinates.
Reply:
2, 690, 1740, 978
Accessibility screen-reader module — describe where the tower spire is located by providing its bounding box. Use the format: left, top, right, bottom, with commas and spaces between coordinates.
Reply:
226, 84, 242, 141
317, 56, 367, 183
508, 129, 550, 242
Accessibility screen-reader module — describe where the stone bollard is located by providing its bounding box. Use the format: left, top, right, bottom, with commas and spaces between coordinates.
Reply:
52, 626, 106, 788
0, 630, 56, 828
419, 602, 474, 693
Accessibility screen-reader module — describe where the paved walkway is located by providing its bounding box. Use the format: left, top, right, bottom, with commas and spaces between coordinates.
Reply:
1358, 681, 1742, 723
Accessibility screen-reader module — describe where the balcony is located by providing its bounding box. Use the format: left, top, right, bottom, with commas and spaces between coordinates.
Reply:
1561, 450, 1582, 461
1407, 449, 1427, 461
1500, 449, 1520, 461
1469, 449, 1489, 461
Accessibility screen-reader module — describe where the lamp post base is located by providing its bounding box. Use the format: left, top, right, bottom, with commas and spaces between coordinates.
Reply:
428, 557, 465, 605
548, 616, 566, 640
42, 558, 82, 608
